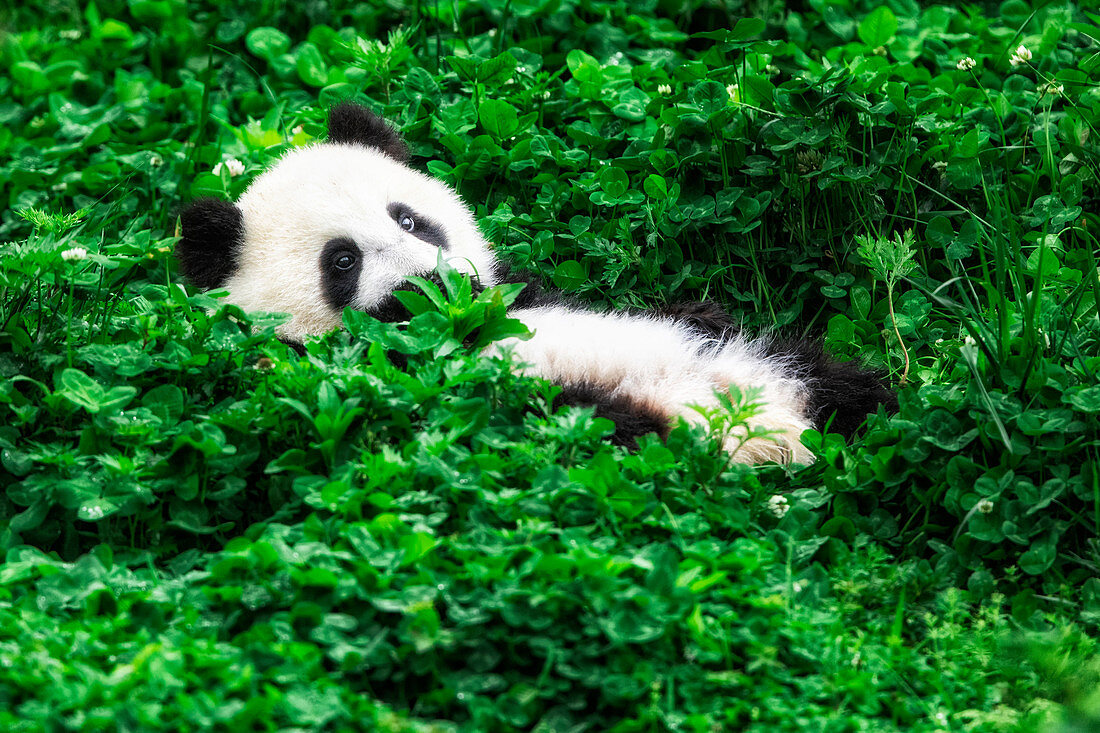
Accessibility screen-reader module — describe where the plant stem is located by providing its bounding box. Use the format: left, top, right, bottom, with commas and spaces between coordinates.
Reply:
887, 280, 909, 384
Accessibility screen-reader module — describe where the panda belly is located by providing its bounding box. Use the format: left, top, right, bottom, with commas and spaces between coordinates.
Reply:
492, 305, 816, 464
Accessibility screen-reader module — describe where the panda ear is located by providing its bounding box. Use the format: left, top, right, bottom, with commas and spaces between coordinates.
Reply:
327, 102, 410, 162
177, 198, 244, 290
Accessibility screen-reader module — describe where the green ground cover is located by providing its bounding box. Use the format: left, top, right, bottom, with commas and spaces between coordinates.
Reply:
2, 0, 1100, 729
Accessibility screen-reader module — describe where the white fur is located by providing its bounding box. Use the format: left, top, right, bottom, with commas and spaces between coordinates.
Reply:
220, 142, 814, 464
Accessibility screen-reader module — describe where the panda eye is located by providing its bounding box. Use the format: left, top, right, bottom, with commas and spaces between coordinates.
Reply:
333, 253, 356, 271
399, 214, 415, 232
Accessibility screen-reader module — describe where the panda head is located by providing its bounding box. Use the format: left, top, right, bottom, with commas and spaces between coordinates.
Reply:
177, 103, 498, 342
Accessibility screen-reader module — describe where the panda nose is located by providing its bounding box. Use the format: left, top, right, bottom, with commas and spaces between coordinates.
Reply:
358, 236, 387, 255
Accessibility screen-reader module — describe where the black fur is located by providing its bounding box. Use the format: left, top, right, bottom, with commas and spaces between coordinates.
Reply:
320, 237, 363, 310
387, 203, 448, 250
554, 382, 669, 448
365, 267, 565, 324
327, 102, 410, 162
492, 263, 567, 311
177, 198, 245, 290
279, 337, 306, 356
761, 337, 897, 437
654, 300, 741, 341
365, 272, 452, 323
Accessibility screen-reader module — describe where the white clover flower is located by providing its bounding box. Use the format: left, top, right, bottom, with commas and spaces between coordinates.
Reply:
726, 83, 739, 100
658, 83, 672, 95
213, 158, 245, 177
963, 334, 976, 346
541, 90, 552, 100
488, 28, 497, 37
956, 57, 976, 71
932, 160, 948, 173
149, 154, 163, 167
792, 580, 805, 593
765, 64, 779, 75
1040, 81, 1064, 97
60, 29, 82, 40
976, 499, 995, 514
766, 494, 789, 518
292, 124, 305, 135
1009, 45, 1032, 67
61, 247, 87, 262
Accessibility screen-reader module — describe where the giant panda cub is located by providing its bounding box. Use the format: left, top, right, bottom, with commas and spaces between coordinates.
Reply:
178, 102, 896, 464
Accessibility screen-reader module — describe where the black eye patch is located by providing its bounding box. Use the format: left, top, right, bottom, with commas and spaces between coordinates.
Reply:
320, 237, 362, 310
386, 203, 448, 250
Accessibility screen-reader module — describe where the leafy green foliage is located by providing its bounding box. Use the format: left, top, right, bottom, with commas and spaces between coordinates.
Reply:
2, 0, 1100, 729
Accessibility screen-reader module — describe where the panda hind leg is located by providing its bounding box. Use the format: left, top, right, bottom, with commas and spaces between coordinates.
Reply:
766, 337, 898, 438
553, 381, 670, 448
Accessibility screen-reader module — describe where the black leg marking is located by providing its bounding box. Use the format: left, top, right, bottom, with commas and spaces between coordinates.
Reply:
764, 337, 898, 437
554, 382, 669, 448
278, 337, 306, 356
654, 300, 742, 342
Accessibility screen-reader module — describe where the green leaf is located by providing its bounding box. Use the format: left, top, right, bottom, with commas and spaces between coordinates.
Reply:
1019, 533, 1057, 575
479, 52, 517, 86
446, 55, 479, 82
77, 497, 121, 522
295, 42, 328, 87
246, 27, 291, 61
729, 16, 766, 40
858, 6, 897, 47
404, 275, 447, 310
478, 99, 520, 140
598, 166, 629, 199
692, 17, 765, 44
551, 260, 587, 290
643, 174, 668, 200
612, 87, 650, 121
565, 49, 601, 83
11, 62, 48, 93
956, 128, 981, 158
99, 386, 139, 413
392, 291, 434, 317
568, 215, 592, 235
691, 80, 728, 118
58, 368, 105, 413
850, 285, 871, 320
1067, 386, 1100, 412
